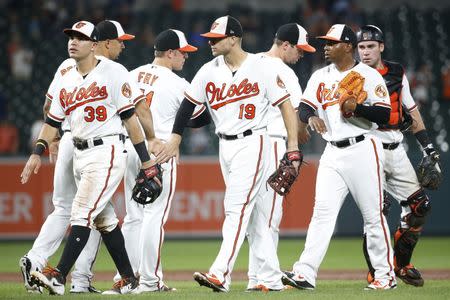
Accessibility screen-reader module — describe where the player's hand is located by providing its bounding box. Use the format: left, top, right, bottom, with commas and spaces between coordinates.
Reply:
147, 138, 164, 157
20, 154, 42, 184
298, 126, 311, 144
49, 140, 60, 164
308, 116, 327, 134
155, 136, 181, 164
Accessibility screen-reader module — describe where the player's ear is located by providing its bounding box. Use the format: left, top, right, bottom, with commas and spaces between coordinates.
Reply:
379, 42, 385, 53
91, 42, 97, 52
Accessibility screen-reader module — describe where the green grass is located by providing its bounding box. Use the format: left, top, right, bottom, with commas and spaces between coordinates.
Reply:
1, 238, 450, 299
1, 280, 450, 299
2, 237, 450, 273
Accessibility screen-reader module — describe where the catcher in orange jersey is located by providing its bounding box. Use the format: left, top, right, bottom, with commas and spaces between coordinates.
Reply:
357, 25, 441, 287
282, 24, 397, 291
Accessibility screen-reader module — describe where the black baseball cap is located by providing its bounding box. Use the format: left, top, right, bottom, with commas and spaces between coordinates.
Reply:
276, 23, 316, 53
154, 29, 197, 52
201, 15, 243, 38
96, 20, 135, 41
63, 21, 98, 41
317, 24, 357, 46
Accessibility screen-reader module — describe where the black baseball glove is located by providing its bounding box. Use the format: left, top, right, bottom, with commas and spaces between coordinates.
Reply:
267, 150, 303, 196
416, 145, 442, 190
132, 164, 163, 205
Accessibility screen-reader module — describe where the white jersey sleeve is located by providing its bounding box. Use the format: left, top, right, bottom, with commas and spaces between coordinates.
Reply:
400, 74, 417, 112
300, 71, 321, 110
361, 65, 391, 108
185, 64, 209, 105
111, 65, 135, 114
263, 58, 291, 107
46, 58, 76, 101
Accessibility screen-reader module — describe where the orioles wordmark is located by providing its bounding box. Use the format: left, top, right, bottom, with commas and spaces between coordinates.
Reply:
59, 82, 108, 111
206, 79, 260, 110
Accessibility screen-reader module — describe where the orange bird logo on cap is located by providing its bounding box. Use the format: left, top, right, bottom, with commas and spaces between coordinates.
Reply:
75, 22, 86, 29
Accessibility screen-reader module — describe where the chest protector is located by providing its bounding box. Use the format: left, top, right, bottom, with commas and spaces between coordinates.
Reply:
378, 60, 404, 130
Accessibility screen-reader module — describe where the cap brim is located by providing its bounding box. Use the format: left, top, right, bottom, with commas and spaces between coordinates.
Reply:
200, 32, 227, 38
63, 28, 94, 41
316, 35, 342, 42
117, 33, 135, 41
179, 44, 198, 52
297, 44, 316, 53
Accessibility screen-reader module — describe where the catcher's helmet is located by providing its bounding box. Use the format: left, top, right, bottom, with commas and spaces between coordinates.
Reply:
356, 25, 384, 43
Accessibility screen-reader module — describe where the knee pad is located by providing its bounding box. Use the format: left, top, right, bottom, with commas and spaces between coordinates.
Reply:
400, 189, 431, 228
394, 228, 420, 268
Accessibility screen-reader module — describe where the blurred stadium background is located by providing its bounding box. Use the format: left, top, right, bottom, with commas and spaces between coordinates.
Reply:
0, 0, 449, 239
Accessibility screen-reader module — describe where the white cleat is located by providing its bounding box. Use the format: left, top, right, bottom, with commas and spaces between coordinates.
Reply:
102, 277, 139, 295
31, 267, 65, 295
19, 256, 43, 294
132, 283, 176, 294
364, 279, 397, 290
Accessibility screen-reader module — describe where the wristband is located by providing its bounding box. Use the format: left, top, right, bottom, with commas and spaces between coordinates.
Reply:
133, 141, 151, 163
33, 139, 48, 156
414, 129, 431, 148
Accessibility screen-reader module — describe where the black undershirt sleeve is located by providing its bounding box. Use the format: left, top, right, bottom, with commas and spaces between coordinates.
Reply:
172, 98, 196, 135
187, 109, 211, 128
119, 107, 135, 120
354, 104, 390, 124
298, 102, 316, 123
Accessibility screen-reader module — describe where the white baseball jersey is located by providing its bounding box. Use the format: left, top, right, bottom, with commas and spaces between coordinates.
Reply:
47, 58, 76, 131
48, 57, 134, 139
257, 53, 303, 137
130, 64, 199, 141
301, 62, 390, 141
185, 54, 290, 135
373, 74, 417, 143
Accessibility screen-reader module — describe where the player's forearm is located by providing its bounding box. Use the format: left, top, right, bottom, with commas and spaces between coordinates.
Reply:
135, 101, 156, 140
32, 123, 58, 155
279, 100, 299, 151
410, 109, 426, 133
43, 98, 51, 120
123, 115, 145, 145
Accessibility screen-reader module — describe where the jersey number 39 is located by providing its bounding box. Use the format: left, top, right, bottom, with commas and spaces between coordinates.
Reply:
84, 105, 107, 122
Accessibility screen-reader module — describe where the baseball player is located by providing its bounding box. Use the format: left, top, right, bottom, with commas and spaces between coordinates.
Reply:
119, 29, 198, 293
18, 19, 136, 294
246, 23, 315, 291
20, 21, 156, 295
357, 25, 438, 287
282, 24, 397, 290
157, 15, 300, 292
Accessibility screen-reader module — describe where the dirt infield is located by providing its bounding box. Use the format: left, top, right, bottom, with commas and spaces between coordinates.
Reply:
4, 269, 450, 282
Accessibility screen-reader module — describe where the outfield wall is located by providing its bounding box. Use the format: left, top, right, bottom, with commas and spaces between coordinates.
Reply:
1, 155, 449, 239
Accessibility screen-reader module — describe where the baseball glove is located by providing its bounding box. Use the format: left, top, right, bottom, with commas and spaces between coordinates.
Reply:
416, 146, 442, 190
337, 71, 368, 118
267, 150, 303, 196
132, 164, 163, 205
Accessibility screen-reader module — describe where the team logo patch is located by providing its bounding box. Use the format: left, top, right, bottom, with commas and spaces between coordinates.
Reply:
211, 22, 219, 31
121, 83, 132, 98
276, 75, 286, 89
75, 22, 86, 29
374, 84, 387, 98
362, 32, 370, 40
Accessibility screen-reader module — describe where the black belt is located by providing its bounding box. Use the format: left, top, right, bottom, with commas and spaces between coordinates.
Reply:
63, 130, 71, 133
73, 134, 126, 150
330, 135, 365, 148
218, 129, 253, 140
383, 142, 400, 150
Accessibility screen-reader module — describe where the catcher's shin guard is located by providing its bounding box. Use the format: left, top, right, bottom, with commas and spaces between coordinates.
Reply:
400, 189, 431, 228
393, 228, 420, 269
362, 233, 375, 283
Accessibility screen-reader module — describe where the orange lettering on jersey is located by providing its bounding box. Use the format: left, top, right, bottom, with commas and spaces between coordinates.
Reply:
206, 79, 260, 110
316, 82, 339, 110
59, 81, 108, 114
60, 66, 74, 76
138, 72, 159, 86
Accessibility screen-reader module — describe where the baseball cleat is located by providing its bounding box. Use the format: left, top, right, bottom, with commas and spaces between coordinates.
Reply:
281, 271, 315, 290
395, 264, 424, 287
102, 276, 139, 295
31, 267, 66, 295
132, 283, 177, 294
245, 284, 284, 292
70, 284, 102, 293
364, 279, 397, 290
19, 256, 43, 294
193, 272, 228, 292
367, 271, 375, 283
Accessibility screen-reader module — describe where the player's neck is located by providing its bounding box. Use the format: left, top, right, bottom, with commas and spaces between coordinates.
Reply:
223, 48, 247, 72
334, 56, 356, 72
265, 45, 280, 59
76, 55, 98, 76
153, 57, 172, 70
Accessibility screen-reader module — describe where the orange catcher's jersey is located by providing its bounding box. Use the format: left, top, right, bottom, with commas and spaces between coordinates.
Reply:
48, 57, 134, 139
185, 53, 290, 135
130, 64, 202, 142
301, 62, 391, 141
257, 53, 303, 137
